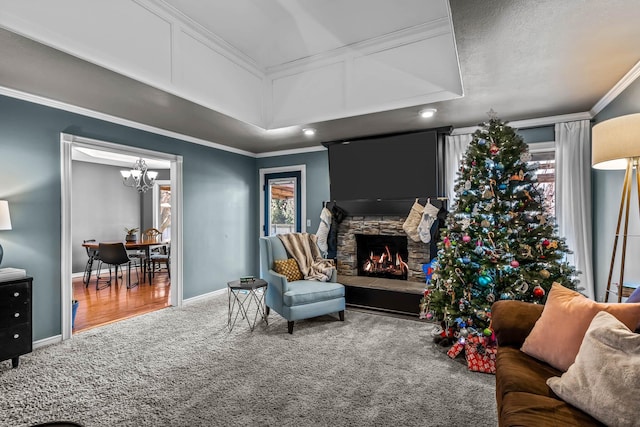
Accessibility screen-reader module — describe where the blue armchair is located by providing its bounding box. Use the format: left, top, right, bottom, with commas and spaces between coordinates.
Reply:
259, 235, 345, 334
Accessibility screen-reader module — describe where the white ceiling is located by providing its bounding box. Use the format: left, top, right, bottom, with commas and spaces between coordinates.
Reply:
1, 0, 640, 154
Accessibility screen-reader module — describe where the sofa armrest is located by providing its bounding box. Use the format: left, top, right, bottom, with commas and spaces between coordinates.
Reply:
491, 300, 544, 348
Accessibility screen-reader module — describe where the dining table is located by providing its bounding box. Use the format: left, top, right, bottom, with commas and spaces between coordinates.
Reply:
82, 240, 166, 284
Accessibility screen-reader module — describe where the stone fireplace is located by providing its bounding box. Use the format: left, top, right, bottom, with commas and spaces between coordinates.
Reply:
336, 215, 429, 283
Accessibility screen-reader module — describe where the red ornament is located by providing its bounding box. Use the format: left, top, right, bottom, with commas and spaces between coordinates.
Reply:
542, 239, 550, 247
489, 144, 499, 155
533, 285, 545, 298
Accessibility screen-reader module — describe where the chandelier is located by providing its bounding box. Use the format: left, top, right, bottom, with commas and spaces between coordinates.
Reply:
120, 158, 158, 193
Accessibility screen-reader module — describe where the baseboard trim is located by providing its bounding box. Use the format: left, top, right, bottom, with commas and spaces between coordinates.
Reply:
33, 335, 62, 350
183, 287, 226, 304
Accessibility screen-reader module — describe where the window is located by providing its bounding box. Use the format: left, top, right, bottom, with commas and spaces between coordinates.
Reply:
153, 181, 171, 241
528, 142, 555, 218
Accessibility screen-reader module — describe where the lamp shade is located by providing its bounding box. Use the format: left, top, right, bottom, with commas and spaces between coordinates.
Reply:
592, 113, 640, 169
0, 200, 11, 230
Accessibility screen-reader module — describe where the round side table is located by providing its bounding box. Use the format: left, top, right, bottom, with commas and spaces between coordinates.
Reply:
227, 278, 268, 331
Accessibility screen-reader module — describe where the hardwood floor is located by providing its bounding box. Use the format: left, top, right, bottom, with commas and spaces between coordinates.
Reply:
72, 269, 171, 333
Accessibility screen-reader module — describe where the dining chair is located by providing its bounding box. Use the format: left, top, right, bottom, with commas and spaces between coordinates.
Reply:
149, 244, 170, 279
95, 242, 140, 290
82, 239, 100, 287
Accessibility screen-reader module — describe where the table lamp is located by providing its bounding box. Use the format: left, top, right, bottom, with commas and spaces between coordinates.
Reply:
592, 113, 640, 302
0, 200, 12, 266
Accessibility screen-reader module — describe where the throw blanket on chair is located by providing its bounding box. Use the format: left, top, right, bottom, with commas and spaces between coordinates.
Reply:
278, 233, 334, 282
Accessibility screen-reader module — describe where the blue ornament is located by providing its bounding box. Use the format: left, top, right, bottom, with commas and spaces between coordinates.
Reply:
462, 257, 471, 264
500, 292, 513, 300
477, 275, 493, 287
498, 183, 507, 191
474, 246, 484, 255
485, 159, 495, 169
478, 138, 486, 145
496, 163, 505, 171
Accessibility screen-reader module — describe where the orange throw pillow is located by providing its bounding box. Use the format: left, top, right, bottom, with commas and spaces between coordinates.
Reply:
521, 283, 640, 371
273, 258, 303, 282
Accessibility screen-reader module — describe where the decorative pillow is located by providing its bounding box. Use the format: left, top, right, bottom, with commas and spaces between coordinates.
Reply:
547, 311, 640, 426
273, 258, 302, 282
521, 283, 640, 371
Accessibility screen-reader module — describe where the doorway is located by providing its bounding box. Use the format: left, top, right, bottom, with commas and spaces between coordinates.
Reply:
60, 133, 183, 340
259, 165, 306, 236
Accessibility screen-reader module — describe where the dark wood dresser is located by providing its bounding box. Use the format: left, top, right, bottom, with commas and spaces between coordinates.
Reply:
0, 276, 33, 368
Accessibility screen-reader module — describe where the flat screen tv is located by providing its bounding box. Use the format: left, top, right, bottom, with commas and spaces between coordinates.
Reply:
325, 128, 447, 215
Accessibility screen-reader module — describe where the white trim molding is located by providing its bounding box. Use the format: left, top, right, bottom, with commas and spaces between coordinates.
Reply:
60, 133, 184, 340
259, 165, 307, 237
590, 59, 640, 116
451, 112, 593, 135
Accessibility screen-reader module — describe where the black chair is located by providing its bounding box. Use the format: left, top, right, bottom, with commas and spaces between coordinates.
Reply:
82, 239, 100, 287
95, 243, 139, 290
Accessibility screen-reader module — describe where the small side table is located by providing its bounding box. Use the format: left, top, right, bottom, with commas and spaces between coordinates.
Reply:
227, 278, 268, 331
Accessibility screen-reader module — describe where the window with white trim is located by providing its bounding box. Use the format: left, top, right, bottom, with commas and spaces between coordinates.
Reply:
528, 141, 555, 218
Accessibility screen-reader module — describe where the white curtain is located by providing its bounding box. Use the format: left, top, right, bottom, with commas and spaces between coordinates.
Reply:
555, 120, 594, 299
444, 134, 472, 205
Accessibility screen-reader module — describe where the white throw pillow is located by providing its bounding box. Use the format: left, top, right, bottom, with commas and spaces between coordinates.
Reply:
546, 311, 640, 427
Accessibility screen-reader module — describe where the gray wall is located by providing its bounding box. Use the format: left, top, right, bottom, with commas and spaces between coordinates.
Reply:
71, 161, 140, 273
0, 94, 257, 341
592, 77, 640, 301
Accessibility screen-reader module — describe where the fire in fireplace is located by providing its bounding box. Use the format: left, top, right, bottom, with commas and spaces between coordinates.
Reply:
356, 234, 409, 280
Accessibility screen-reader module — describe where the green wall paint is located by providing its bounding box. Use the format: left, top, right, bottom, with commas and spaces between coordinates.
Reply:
0, 94, 257, 340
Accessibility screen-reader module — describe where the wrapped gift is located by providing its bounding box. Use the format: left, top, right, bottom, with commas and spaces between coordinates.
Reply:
465, 338, 497, 374
447, 341, 465, 359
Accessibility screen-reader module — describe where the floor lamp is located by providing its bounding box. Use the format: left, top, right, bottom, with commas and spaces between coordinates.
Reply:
592, 113, 640, 302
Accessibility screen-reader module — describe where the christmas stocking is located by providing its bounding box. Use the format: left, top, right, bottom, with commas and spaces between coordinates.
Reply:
417, 201, 441, 243
315, 207, 332, 257
402, 199, 424, 242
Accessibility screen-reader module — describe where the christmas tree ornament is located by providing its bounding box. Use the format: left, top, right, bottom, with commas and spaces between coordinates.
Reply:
489, 144, 499, 155
520, 151, 532, 162
500, 292, 513, 300
510, 260, 520, 268
477, 275, 493, 287
539, 269, 551, 279
533, 285, 545, 298
478, 138, 486, 145
514, 280, 529, 293
464, 180, 472, 190
483, 328, 493, 337
462, 257, 471, 264
462, 234, 471, 243
481, 219, 491, 228
542, 239, 550, 247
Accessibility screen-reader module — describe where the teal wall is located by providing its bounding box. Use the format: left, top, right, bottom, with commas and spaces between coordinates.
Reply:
0, 94, 257, 340
518, 126, 555, 143
256, 150, 330, 233
592, 77, 640, 300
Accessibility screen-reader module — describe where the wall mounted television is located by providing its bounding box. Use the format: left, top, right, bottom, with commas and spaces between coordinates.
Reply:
323, 127, 450, 215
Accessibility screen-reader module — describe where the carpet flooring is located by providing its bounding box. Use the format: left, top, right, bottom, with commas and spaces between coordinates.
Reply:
0, 291, 497, 427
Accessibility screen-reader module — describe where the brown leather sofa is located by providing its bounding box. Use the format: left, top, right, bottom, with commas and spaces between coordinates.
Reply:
491, 300, 604, 426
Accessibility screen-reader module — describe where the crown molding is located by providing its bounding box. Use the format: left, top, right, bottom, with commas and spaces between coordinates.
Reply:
590, 59, 640, 116
451, 112, 593, 135
255, 145, 327, 158
0, 85, 257, 158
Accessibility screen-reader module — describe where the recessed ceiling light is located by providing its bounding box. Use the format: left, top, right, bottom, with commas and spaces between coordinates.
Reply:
419, 108, 437, 118
302, 128, 316, 136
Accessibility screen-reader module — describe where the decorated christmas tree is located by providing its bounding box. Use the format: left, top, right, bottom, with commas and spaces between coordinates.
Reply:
420, 115, 579, 338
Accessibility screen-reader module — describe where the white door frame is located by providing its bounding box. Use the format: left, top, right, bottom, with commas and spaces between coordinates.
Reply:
259, 165, 306, 236
60, 133, 184, 340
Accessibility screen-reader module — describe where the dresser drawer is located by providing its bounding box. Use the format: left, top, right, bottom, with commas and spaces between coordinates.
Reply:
0, 282, 30, 309
0, 304, 30, 328
0, 323, 32, 361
